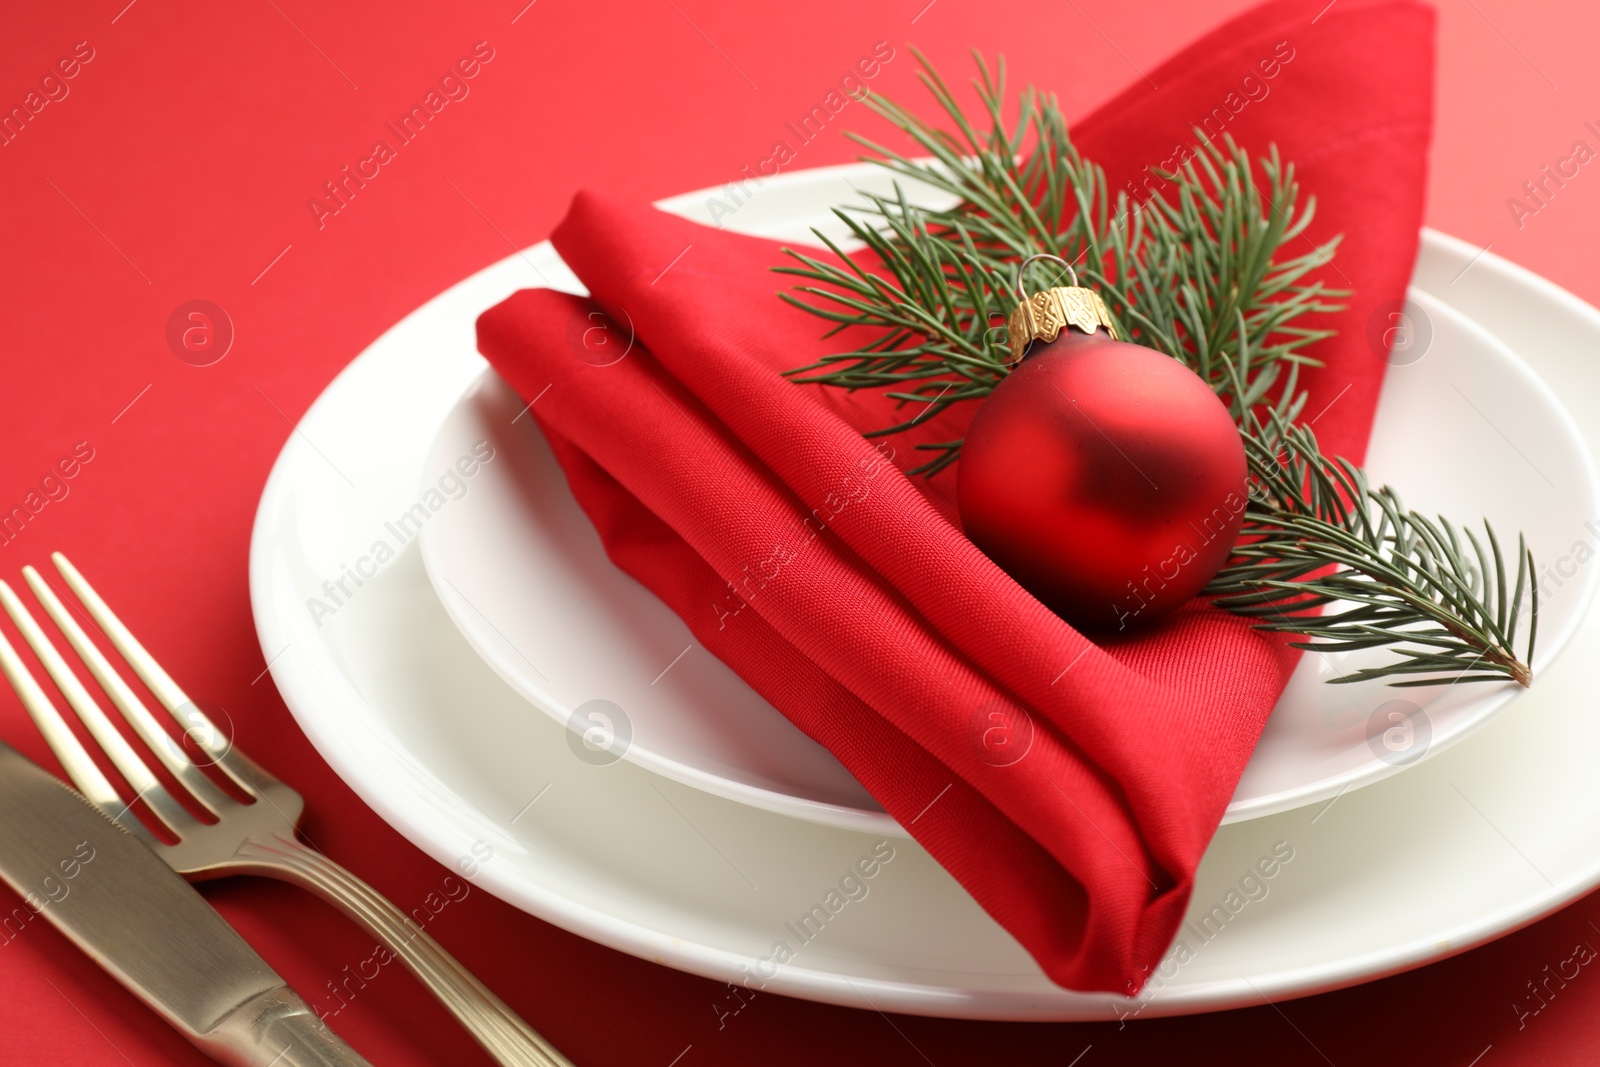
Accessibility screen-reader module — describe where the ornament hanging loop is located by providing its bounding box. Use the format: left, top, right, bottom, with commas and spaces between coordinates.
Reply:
1006, 254, 1119, 365
1013, 254, 1079, 304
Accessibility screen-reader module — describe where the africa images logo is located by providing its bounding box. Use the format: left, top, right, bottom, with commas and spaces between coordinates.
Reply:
307, 41, 497, 229
304, 441, 495, 627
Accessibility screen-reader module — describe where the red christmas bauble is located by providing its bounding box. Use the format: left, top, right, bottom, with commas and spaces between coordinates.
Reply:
958, 330, 1248, 631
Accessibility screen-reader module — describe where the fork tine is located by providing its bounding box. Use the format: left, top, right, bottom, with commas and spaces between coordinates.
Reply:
51, 554, 192, 711
52, 552, 272, 797
24, 566, 230, 815
0, 620, 133, 822
0, 579, 199, 837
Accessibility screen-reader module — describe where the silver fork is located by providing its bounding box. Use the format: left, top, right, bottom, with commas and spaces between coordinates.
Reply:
0, 553, 575, 1067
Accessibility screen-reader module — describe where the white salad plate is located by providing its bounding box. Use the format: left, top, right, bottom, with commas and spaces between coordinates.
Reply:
420, 370, 896, 834
413, 165, 1597, 830
251, 160, 1600, 1019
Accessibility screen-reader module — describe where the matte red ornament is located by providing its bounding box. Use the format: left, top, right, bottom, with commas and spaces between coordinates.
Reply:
958, 327, 1249, 632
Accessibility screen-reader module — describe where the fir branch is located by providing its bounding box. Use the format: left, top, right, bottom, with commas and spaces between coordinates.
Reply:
778, 47, 1344, 472
1209, 405, 1536, 687
775, 51, 1538, 686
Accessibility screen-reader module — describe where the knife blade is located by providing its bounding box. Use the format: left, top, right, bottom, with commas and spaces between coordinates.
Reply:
0, 741, 371, 1067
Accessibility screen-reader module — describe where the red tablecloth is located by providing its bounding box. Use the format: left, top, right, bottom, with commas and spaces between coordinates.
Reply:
2, 1, 1598, 1063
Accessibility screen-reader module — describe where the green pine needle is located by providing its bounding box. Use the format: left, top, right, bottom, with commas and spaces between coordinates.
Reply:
778, 48, 1343, 474
1208, 358, 1535, 687
775, 50, 1536, 688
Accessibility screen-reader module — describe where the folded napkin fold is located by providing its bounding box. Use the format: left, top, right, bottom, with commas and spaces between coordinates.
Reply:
477, 0, 1434, 992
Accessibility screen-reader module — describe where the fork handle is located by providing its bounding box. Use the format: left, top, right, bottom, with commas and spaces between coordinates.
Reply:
231, 833, 575, 1067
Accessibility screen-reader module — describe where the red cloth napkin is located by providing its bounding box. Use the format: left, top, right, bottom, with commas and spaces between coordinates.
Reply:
476, 0, 1433, 993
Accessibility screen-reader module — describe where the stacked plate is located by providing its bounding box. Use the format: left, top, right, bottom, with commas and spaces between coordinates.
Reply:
250, 162, 1600, 1021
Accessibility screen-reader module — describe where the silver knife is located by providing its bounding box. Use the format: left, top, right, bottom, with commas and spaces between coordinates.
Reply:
0, 741, 371, 1066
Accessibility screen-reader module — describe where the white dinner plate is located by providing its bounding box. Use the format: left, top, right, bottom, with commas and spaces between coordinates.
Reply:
251, 160, 1600, 1018
413, 164, 1597, 830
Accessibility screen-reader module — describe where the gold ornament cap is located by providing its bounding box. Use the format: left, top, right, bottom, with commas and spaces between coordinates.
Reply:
1006, 254, 1119, 364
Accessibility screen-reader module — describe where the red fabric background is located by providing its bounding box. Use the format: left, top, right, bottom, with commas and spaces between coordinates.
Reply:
1, 0, 1597, 1063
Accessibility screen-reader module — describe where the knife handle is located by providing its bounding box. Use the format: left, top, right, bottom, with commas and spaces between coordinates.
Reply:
201, 985, 372, 1067
232, 833, 575, 1067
